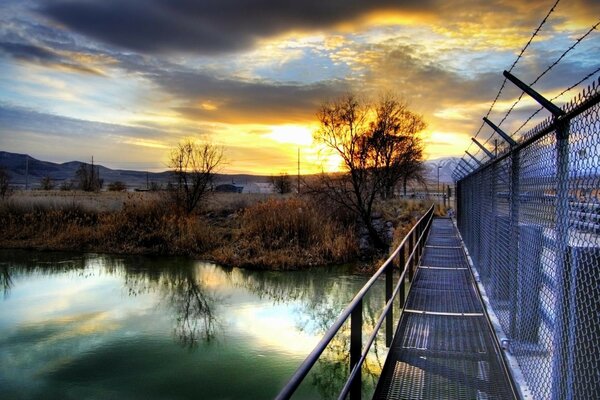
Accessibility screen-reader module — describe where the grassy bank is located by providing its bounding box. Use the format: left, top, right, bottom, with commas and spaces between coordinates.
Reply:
0, 192, 435, 270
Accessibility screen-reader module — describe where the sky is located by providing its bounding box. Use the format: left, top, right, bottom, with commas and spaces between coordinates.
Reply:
0, 0, 598, 174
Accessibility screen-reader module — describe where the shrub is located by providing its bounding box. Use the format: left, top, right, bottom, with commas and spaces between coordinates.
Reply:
108, 181, 127, 191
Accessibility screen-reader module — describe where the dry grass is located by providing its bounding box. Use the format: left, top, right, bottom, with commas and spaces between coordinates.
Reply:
0, 195, 222, 256
211, 197, 357, 270
1, 191, 432, 270
8, 190, 160, 212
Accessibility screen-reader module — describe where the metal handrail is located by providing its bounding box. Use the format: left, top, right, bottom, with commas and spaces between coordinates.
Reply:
275, 204, 435, 400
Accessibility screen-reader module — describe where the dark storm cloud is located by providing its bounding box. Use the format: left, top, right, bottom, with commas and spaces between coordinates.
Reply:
40, 0, 433, 54
0, 40, 104, 75
156, 70, 348, 123
0, 41, 60, 63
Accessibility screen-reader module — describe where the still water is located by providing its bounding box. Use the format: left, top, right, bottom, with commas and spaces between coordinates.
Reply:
0, 251, 388, 400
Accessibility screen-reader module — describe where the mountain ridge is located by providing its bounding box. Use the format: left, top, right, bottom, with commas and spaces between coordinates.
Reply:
0, 151, 457, 189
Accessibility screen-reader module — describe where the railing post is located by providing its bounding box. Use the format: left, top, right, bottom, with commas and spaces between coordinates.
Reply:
385, 259, 394, 347
350, 299, 363, 400
415, 224, 421, 266
399, 248, 406, 311
409, 231, 415, 281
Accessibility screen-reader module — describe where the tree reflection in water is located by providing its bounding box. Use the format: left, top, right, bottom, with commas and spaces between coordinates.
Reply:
0, 251, 219, 349
1, 262, 12, 299
229, 267, 387, 399
112, 256, 220, 348
0, 250, 87, 298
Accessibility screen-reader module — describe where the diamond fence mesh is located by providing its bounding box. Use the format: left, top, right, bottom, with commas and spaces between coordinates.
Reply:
456, 80, 600, 400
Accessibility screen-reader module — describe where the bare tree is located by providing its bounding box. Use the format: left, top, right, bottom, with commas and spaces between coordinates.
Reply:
271, 172, 292, 194
313, 93, 426, 250
169, 140, 223, 214
368, 95, 426, 199
313, 94, 388, 249
0, 167, 10, 200
75, 163, 103, 192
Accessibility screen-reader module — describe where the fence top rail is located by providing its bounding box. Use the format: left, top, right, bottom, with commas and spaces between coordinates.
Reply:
274, 203, 435, 400
455, 86, 600, 182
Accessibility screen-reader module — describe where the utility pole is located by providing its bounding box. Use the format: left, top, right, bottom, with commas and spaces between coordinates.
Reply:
437, 164, 441, 198
146, 171, 149, 190
25, 155, 29, 190
297, 147, 300, 195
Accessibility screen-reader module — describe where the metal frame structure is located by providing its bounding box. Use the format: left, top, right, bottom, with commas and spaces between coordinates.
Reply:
276, 204, 435, 400
454, 73, 600, 400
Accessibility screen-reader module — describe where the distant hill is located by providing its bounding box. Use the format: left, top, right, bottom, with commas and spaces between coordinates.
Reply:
423, 157, 460, 184
0, 151, 270, 189
0, 151, 459, 189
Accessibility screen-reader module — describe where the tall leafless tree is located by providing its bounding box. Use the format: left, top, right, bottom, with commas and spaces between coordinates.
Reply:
314, 94, 387, 249
169, 139, 223, 214
75, 163, 103, 192
313, 93, 426, 250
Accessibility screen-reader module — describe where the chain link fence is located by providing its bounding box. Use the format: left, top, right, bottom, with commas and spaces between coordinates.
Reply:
455, 79, 600, 400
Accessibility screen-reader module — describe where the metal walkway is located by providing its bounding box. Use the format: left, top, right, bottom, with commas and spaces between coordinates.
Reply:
373, 217, 518, 400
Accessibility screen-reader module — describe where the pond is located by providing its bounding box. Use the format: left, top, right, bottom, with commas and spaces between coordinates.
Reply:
0, 250, 390, 400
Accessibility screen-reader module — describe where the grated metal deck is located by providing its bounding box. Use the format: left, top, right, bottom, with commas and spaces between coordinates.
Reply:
373, 218, 517, 400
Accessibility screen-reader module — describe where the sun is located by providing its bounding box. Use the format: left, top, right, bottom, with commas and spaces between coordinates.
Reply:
266, 125, 314, 146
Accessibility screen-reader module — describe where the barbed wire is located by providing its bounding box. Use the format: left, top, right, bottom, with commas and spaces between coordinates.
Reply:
511, 65, 600, 138
489, 18, 600, 139
462, 0, 561, 160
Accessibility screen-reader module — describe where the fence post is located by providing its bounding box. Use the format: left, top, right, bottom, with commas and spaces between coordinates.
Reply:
385, 259, 394, 347
565, 246, 600, 398
551, 120, 571, 400
508, 150, 520, 337
409, 231, 415, 281
350, 299, 363, 400
415, 225, 421, 267
517, 223, 543, 343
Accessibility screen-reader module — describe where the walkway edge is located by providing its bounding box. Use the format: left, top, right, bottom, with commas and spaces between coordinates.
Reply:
452, 217, 533, 400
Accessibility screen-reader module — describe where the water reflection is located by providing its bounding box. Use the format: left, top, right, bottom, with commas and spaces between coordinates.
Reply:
1, 252, 219, 349
229, 266, 387, 399
0, 250, 388, 399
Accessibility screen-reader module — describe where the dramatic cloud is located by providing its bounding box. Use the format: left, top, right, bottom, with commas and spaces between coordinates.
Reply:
40, 0, 434, 54
0, 41, 104, 75
0, 0, 598, 172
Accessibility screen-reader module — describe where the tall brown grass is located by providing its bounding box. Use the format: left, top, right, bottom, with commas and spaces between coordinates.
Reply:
0, 198, 221, 256
0, 192, 431, 270
211, 197, 358, 270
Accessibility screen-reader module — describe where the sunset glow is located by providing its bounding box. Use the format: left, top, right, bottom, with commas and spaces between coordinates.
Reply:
0, 0, 598, 173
